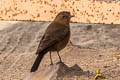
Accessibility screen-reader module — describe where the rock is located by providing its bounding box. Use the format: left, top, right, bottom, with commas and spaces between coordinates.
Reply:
1, 22, 120, 53
24, 62, 86, 80
71, 24, 120, 50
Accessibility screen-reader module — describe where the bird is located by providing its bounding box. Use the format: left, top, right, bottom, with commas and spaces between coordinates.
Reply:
30, 11, 74, 72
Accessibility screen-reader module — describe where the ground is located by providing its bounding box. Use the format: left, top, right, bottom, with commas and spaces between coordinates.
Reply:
0, 22, 120, 80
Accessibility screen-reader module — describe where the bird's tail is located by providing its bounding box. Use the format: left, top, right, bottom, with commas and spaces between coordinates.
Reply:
30, 49, 48, 72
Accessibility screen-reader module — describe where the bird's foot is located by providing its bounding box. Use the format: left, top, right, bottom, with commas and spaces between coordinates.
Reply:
57, 61, 64, 64
50, 62, 53, 66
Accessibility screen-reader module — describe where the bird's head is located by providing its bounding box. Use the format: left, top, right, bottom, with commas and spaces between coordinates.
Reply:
54, 11, 74, 26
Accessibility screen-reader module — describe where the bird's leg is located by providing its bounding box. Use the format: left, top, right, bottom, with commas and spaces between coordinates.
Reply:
49, 51, 53, 65
57, 51, 63, 63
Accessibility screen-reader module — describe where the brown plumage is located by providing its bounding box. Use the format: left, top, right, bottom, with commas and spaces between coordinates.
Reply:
30, 11, 74, 72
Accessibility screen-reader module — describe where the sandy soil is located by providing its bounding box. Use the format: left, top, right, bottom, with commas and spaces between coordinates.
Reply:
0, 22, 120, 80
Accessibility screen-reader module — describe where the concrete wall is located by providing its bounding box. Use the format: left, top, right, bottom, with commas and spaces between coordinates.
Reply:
0, 0, 120, 24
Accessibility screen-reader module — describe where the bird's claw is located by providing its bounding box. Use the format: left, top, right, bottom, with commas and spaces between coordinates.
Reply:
50, 63, 53, 66
57, 61, 64, 64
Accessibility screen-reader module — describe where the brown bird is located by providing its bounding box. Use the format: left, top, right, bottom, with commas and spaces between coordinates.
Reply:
30, 11, 74, 72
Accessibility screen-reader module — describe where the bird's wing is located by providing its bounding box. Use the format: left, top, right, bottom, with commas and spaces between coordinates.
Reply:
36, 25, 70, 54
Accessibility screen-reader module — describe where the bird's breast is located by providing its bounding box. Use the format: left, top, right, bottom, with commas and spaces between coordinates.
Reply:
51, 32, 70, 52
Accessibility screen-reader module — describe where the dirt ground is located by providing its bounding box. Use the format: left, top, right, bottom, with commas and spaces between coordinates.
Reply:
0, 22, 120, 80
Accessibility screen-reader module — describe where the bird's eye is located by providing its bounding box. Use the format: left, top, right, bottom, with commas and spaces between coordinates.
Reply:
62, 15, 68, 19
62, 15, 66, 18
